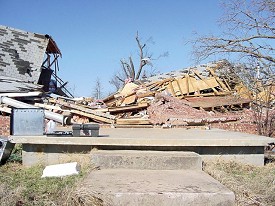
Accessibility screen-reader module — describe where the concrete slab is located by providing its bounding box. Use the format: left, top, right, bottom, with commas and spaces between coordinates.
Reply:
79, 169, 235, 206
91, 150, 202, 170
11, 128, 274, 166
11, 128, 273, 146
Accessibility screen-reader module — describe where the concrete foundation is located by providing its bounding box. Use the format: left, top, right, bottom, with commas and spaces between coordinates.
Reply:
11, 128, 274, 166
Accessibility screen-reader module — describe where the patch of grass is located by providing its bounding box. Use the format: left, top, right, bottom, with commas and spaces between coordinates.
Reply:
7, 144, 22, 163
203, 160, 275, 206
0, 161, 97, 206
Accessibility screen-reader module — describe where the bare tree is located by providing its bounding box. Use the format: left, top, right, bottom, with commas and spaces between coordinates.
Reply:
92, 77, 103, 99
193, 0, 274, 66
110, 32, 168, 90
191, 0, 275, 136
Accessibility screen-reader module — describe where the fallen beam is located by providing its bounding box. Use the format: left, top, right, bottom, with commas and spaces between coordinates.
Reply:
0, 96, 71, 125
108, 103, 149, 113
116, 118, 151, 125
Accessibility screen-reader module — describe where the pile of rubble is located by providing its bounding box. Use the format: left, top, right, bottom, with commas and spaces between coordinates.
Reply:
0, 25, 274, 137
0, 61, 254, 128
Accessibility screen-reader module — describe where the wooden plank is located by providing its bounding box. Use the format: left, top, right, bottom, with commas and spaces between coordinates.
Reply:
203, 77, 220, 88
189, 77, 200, 93
35, 103, 63, 111
137, 91, 155, 98
116, 118, 151, 125
186, 74, 190, 95
207, 68, 230, 91
175, 79, 183, 96
180, 91, 230, 98
93, 108, 109, 112
223, 77, 231, 90
103, 94, 117, 106
193, 70, 219, 94
121, 94, 136, 105
114, 124, 154, 128
70, 109, 115, 124
0, 105, 11, 113
168, 81, 176, 96
50, 98, 116, 120
171, 80, 182, 96
36, 102, 114, 124
119, 82, 139, 96
177, 78, 188, 94
109, 103, 149, 113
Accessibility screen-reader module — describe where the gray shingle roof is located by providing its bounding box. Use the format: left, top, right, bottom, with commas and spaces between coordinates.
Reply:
0, 75, 42, 93
0, 25, 50, 84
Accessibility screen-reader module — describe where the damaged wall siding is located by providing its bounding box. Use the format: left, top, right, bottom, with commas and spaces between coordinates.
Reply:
0, 116, 10, 136
0, 25, 49, 83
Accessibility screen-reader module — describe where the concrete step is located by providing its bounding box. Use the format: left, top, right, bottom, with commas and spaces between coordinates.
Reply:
79, 169, 235, 206
91, 150, 202, 170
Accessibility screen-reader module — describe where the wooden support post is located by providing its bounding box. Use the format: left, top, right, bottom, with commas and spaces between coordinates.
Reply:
185, 74, 190, 96
193, 70, 219, 95
207, 68, 230, 91
176, 79, 183, 96
168, 81, 176, 97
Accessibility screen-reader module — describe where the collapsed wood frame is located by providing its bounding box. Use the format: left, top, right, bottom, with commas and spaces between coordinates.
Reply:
0, 60, 257, 128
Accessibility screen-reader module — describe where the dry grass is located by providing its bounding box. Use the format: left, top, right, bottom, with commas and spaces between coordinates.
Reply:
203, 160, 275, 206
0, 159, 104, 206
71, 188, 113, 206
2, 148, 274, 206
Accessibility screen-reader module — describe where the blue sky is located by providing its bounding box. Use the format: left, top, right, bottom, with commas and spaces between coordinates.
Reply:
0, 0, 223, 97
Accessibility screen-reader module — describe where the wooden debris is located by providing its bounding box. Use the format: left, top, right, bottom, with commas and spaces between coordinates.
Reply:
116, 118, 151, 125
0, 61, 256, 128
108, 103, 149, 114
0, 105, 11, 114
49, 98, 116, 120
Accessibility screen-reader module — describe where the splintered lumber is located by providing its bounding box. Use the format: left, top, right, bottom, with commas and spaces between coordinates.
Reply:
193, 70, 219, 94
168, 81, 176, 96
108, 103, 149, 113
207, 67, 230, 91
171, 80, 182, 96
179, 91, 230, 98
35, 103, 63, 111
186, 74, 190, 95
49, 98, 116, 123
119, 82, 139, 96
0, 105, 11, 113
137, 91, 155, 98
116, 118, 151, 125
114, 124, 154, 128
102, 94, 117, 107
146, 78, 173, 90
121, 94, 136, 105
71, 109, 114, 124
185, 96, 251, 110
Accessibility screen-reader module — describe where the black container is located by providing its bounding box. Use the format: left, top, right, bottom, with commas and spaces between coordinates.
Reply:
0, 138, 15, 164
72, 124, 100, 137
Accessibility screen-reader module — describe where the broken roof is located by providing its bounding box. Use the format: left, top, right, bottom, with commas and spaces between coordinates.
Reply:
0, 25, 62, 92
141, 60, 228, 84
0, 75, 43, 93
0, 25, 61, 84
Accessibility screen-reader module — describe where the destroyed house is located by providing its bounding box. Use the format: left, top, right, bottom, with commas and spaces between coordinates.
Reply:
0, 25, 71, 96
